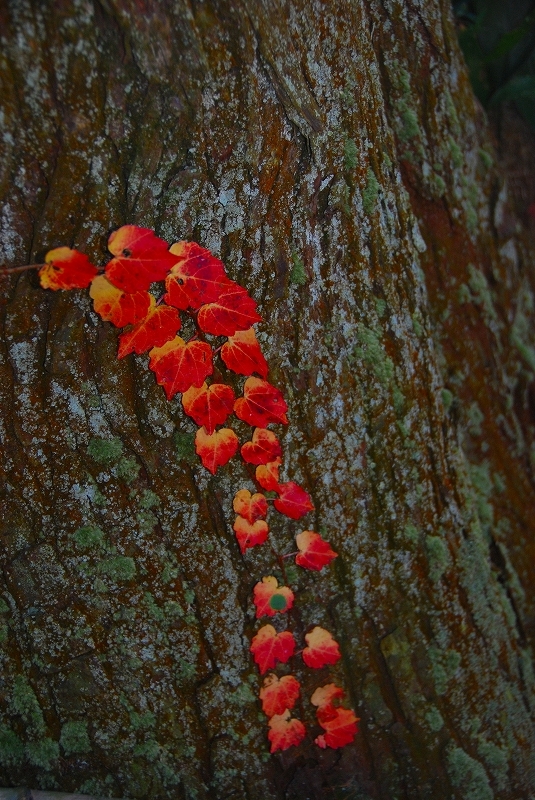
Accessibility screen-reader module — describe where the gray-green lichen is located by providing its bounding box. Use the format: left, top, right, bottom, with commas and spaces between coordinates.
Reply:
445, 745, 493, 800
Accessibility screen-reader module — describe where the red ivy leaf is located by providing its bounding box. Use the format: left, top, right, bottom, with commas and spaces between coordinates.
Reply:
164, 241, 232, 310
197, 284, 262, 337
195, 426, 239, 474
234, 377, 288, 427
250, 624, 296, 674
241, 428, 282, 466
295, 531, 337, 571
253, 576, 294, 618
117, 296, 181, 358
105, 225, 177, 292
255, 458, 282, 492
274, 482, 314, 520
310, 684, 346, 711
302, 627, 341, 669
233, 516, 269, 553
149, 336, 213, 399
315, 707, 359, 749
232, 489, 268, 524
220, 327, 268, 378
268, 711, 306, 753
260, 674, 301, 718
39, 247, 98, 290
90, 275, 151, 327
182, 382, 235, 434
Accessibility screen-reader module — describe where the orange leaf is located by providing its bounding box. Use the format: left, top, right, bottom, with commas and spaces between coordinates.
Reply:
182, 382, 235, 434
302, 627, 341, 669
250, 624, 296, 673
232, 489, 268, 524
241, 428, 282, 466
105, 225, 177, 292
164, 241, 231, 310
149, 336, 213, 399
315, 707, 359, 749
233, 516, 269, 553
89, 275, 151, 327
220, 328, 268, 378
310, 683, 345, 711
197, 285, 262, 337
295, 531, 337, 571
260, 674, 301, 718
268, 710, 306, 753
234, 377, 288, 427
195, 426, 239, 474
256, 458, 282, 492
274, 482, 314, 520
39, 247, 98, 290
253, 576, 294, 618
117, 296, 181, 358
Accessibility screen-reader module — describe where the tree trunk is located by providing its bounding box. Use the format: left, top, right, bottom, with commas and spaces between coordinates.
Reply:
1, 1, 535, 798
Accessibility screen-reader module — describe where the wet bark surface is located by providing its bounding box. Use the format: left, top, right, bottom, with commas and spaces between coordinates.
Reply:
1, 1, 535, 798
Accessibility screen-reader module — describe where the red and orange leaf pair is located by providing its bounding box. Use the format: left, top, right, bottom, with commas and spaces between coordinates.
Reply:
260, 674, 301, 717
250, 625, 295, 673
311, 684, 359, 749
105, 225, 178, 292
241, 428, 282, 465
118, 295, 181, 358
233, 516, 269, 553
302, 627, 341, 668
233, 489, 268, 524
253, 576, 294, 617
183, 382, 235, 433
220, 328, 268, 378
90, 275, 151, 327
295, 531, 338, 571
39, 247, 98, 290
195, 427, 239, 474
235, 378, 288, 427
268, 711, 306, 753
149, 336, 213, 399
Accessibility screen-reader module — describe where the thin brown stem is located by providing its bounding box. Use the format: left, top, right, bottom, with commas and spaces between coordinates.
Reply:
0, 263, 43, 274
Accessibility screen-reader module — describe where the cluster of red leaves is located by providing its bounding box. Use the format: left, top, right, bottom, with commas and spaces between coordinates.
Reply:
36, 228, 357, 756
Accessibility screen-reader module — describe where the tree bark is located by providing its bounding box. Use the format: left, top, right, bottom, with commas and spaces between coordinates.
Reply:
1, 1, 535, 798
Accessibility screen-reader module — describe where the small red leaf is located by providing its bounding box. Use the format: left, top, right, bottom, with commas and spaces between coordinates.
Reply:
182, 382, 235, 434
117, 296, 181, 358
295, 531, 337, 571
197, 285, 262, 337
268, 711, 306, 753
233, 516, 269, 553
253, 576, 294, 618
260, 674, 301, 718
234, 377, 288, 427
108, 225, 169, 257
256, 458, 282, 492
90, 275, 151, 327
241, 428, 282, 466
250, 624, 296, 673
164, 241, 231, 310
149, 336, 213, 399
302, 627, 341, 669
220, 328, 268, 378
274, 482, 314, 520
310, 683, 345, 711
105, 225, 177, 292
232, 489, 268, 524
195, 426, 239, 474
39, 247, 98, 290
315, 707, 359, 749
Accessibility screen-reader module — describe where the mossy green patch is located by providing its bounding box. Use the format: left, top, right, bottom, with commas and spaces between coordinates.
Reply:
441, 388, 453, 411
133, 738, 160, 759
467, 264, 497, 323
289, 253, 307, 286
344, 138, 358, 170
425, 535, 450, 582
0, 626, 7, 643
73, 525, 106, 549
130, 710, 156, 731
87, 437, 123, 464
26, 737, 60, 769
0, 598, 9, 613
0, 726, 24, 766
362, 169, 379, 214
96, 555, 136, 582
424, 706, 444, 731
140, 489, 160, 509
60, 720, 90, 756
11, 676, 45, 734
117, 456, 141, 484
478, 148, 493, 168
446, 745, 493, 800
174, 431, 196, 463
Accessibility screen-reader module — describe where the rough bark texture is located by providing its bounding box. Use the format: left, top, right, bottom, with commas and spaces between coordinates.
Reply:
1, 1, 535, 798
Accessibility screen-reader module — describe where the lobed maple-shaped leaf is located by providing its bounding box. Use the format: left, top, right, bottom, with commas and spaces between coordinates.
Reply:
149, 336, 213, 399
274, 482, 314, 520
268, 710, 306, 753
233, 489, 268, 524
234, 377, 288, 428
105, 225, 177, 292
39, 247, 98, 290
117, 296, 181, 358
295, 531, 338, 571
220, 328, 268, 378
182, 382, 235, 434
197, 284, 262, 337
250, 624, 296, 673
302, 627, 341, 669
253, 576, 294, 618
233, 516, 269, 553
315, 707, 359, 749
90, 275, 151, 327
241, 428, 282, 466
256, 458, 282, 492
164, 241, 232, 310
310, 684, 345, 711
260, 674, 301, 718
195, 426, 239, 474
